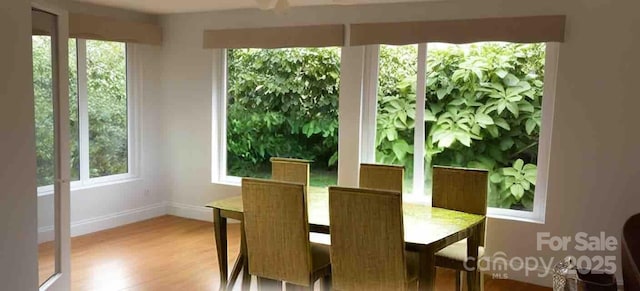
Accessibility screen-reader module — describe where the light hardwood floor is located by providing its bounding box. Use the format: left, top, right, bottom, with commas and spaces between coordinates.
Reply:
38, 215, 550, 290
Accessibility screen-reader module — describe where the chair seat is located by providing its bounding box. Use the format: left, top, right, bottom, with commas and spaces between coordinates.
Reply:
435, 239, 485, 263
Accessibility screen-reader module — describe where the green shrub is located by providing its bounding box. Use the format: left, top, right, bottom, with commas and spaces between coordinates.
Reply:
32, 38, 127, 185
226, 43, 545, 210
226, 48, 340, 176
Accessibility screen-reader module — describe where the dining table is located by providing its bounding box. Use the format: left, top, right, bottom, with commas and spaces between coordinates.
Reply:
206, 189, 485, 291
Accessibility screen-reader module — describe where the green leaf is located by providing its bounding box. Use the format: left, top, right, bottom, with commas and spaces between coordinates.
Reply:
494, 118, 510, 130
510, 184, 525, 200
490, 172, 503, 183
475, 113, 494, 126
437, 132, 456, 148
486, 125, 499, 138
496, 69, 508, 79
449, 98, 465, 106
523, 164, 537, 185
385, 128, 397, 141
521, 180, 531, 191
519, 102, 534, 113
392, 140, 411, 161
503, 74, 520, 87
521, 194, 534, 210
425, 109, 437, 122
328, 152, 338, 167
500, 138, 514, 151
503, 168, 519, 177
506, 102, 519, 117
513, 159, 524, 171
456, 132, 472, 147
525, 119, 537, 134
471, 124, 481, 135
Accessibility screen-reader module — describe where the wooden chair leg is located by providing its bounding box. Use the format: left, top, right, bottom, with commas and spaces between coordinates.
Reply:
455, 271, 463, 291
258, 277, 282, 291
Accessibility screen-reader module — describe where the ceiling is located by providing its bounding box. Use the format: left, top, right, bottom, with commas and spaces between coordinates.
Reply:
74, 0, 433, 15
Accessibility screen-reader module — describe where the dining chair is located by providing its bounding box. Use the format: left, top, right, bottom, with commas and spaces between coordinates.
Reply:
432, 166, 489, 291
359, 163, 404, 193
623, 213, 640, 291
271, 157, 311, 192
270, 157, 330, 247
329, 186, 418, 291
241, 178, 331, 291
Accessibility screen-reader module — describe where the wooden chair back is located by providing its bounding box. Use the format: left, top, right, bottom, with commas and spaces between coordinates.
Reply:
359, 163, 404, 193
241, 178, 312, 286
432, 166, 488, 244
271, 157, 310, 192
623, 213, 640, 291
329, 186, 408, 291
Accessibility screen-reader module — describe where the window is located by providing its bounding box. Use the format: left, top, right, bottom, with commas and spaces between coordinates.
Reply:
374, 44, 419, 194
216, 48, 340, 192
85, 40, 129, 178
365, 42, 558, 221
33, 37, 136, 194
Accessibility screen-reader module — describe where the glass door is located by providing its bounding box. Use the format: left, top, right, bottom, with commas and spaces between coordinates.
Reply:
32, 3, 70, 290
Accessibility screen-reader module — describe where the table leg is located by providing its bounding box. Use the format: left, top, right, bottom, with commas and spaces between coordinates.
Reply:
227, 253, 244, 288
240, 222, 251, 291
467, 221, 483, 291
213, 208, 228, 291
418, 247, 436, 291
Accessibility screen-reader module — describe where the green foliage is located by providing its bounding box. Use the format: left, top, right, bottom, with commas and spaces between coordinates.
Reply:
86, 40, 128, 178
32, 38, 127, 185
32, 36, 55, 186
225, 44, 544, 210
374, 43, 545, 210
427, 43, 544, 210
226, 48, 340, 176
375, 46, 417, 167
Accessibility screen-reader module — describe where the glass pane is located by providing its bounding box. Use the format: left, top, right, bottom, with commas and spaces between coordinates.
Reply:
32, 8, 57, 286
33, 35, 55, 187
375, 45, 418, 194
69, 39, 80, 181
424, 42, 546, 211
87, 40, 128, 178
226, 48, 340, 192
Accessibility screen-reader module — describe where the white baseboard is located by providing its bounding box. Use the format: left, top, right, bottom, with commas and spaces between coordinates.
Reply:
167, 202, 212, 222
38, 202, 167, 244
167, 201, 241, 223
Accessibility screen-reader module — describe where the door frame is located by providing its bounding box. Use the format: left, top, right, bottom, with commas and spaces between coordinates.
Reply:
32, 1, 71, 290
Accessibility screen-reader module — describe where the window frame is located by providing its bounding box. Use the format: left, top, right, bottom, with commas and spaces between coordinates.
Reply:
211, 49, 240, 186
361, 43, 560, 222
211, 43, 559, 223
37, 39, 140, 196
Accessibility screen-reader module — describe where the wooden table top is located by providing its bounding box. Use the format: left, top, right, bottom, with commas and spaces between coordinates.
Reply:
206, 190, 484, 247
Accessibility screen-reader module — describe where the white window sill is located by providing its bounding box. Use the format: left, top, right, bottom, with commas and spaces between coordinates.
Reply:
487, 208, 545, 224
37, 175, 142, 197
212, 176, 241, 187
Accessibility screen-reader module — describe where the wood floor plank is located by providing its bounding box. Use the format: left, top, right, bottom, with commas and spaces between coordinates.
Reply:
37, 215, 550, 290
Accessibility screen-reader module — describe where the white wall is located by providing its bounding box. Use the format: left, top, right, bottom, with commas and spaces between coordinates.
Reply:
158, 0, 640, 286
0, 0, 39, 289
34, 1, 167, 241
